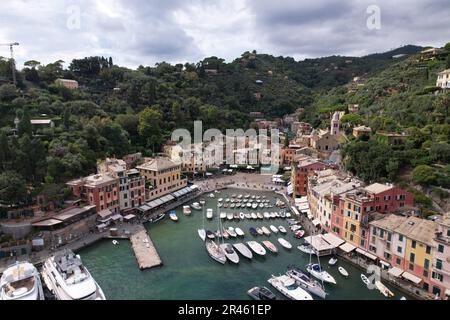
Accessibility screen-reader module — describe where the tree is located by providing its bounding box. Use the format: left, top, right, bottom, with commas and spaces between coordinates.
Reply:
0, 131, 11, 169
62, 108, 71, 129
18, 107, 32, 137
0, 84, 18, 101
0, 171, 27, 205
412, 165, 437, 186
138, 107, 163, 151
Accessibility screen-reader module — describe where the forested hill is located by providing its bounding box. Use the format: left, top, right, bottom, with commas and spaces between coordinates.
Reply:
0, 44, 449, 209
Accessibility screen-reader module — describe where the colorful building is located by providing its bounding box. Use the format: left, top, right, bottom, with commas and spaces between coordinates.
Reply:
430, 214, 450, 299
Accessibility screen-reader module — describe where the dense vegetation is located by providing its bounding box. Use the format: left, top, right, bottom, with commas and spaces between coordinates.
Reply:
0, 44, 448, 209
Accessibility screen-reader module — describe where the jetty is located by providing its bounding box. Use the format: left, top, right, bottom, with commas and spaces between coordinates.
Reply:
130, 226, 163, 270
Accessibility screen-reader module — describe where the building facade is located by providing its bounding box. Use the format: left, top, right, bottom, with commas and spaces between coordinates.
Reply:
430, 215, 450, 299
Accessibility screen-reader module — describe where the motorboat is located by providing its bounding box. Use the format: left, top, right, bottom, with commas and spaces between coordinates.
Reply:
274, 212, 280, 218
224, 204, 229, 208
218, 198, 223, 202
400, 296, 407, 300
277, 238, 292, 249
280, 212, 286, 218
220, 212, 227, 219
198, 229, 206, 241
249, 227, 258, 236
246, 203, 252, 208
285, 212, 291, 218
237, 195, 243, 199
270, 225, 278, 233
219, 244, 240, 264
270, 212, 277, 219
206, 230, 215, 239
41, 250, 105, 300
251, 212, 258, 220
150, 213, 165, 223
375, 281, 394, 298
246, 241, 267, 256
233, 243, 253, 259
199, 199, 206, 205
205, 240, 226, 265
298, 244, 316, 255
291, 225, 302, 232
263, 212, 270, 219
262, 241, 278, 253
247, 286, 277, 300
244, 213, 252, 219
268, 275, 313, 300
239, 212, 245, 220
235, 227, 245, 237
328, 257, 338, 266
286, 265, 327, 299
235, 203, 241, 208
227, 213, 234, 221
256, 228, 264, 235
251, 203, 258, 209
261, 226, 271, 236
294, 230, 306, 239
227, 227, 237, 238
338, 267, 349, 277
233, 212, 240, 220
209, 193, 215, 198
222, 230, 230, 239
257, 212, 264, 219
230, 204, 236, 209
112, 240, 119, 245
183, 206, 192, 216
278, 226, 287, 234
1, 262, 44, 300
306, 264, 336, 285
244, 194, 250, 199
191, 203, 202, 210
206, 209, 213, 219
218, 203, 223, 208
169, 211, 178, 222
361, 274, 370, 286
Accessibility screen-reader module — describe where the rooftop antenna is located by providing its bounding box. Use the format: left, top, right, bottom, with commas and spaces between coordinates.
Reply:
0, 42, 19, 86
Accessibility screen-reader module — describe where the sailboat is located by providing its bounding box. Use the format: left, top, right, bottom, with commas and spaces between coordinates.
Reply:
286, 265, 327, 299
206, 201, 227, 264
305, 231, 336, 286
198, 205, 206, 241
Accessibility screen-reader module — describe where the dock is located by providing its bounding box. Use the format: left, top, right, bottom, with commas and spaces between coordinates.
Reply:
130, 227, 163, 270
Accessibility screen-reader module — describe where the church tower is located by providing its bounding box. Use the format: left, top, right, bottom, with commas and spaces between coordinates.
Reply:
330, 112, 340, 135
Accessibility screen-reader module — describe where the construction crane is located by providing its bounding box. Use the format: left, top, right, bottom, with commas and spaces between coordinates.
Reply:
0, 42, 19, 86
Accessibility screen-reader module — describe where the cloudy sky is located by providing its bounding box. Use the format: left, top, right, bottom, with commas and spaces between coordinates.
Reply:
1, 0, 449, 68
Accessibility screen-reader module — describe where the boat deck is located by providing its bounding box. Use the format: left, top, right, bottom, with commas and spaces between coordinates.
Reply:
130, 227, 163, 270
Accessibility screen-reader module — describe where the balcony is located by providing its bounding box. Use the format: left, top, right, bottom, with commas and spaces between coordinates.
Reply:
434, 232, 450, 245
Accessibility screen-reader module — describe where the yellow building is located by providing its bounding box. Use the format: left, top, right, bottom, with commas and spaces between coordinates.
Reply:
136, 157, 187, 201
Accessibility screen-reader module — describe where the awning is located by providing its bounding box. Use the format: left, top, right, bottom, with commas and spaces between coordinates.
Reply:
322, 233, 345, 248
295, 197, 308, 204
286, 185, 293, 195
297, 203, 310, 211
388, 267, 404, 278
304, 235, 334, 252
312, 219, 321, 227
123, 214, 136, 220
339, 242, 356, 253
111, 214, 123, 221
246, 165, 255, 170
356, 248, 377, 260
379, 260, 391, 268
205, 172, 213, 176
402, 271, 422, 285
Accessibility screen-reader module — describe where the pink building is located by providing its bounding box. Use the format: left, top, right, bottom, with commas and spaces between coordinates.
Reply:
431, 215, 450, 299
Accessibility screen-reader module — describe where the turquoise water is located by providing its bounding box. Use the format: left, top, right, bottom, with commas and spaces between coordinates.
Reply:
80, 189, 411, 300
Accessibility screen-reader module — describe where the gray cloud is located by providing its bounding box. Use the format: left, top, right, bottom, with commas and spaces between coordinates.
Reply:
0, 0, 449, 68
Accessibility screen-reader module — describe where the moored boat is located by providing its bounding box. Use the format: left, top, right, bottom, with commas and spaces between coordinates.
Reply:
294, 230, 306, 239
361, 274, 370, 286
338, 266, 349, 277
235, 227, 245, 237
220, 212, 227, 219
256, 227, 264, 235
239, 212, 245, 220
206, 230, 215, 239
251, 212, 258, 220
169, 211, 178, 222
278, 226, 287, 234
219, 243, 240, 264
262, 241, 278, 253
191, 202, 201, 210
206, 209, 214, 220
205, 240, 226, 265
246, 241, 267, 256
268, 275, 313, 300
291, 225, 302, 232
328, 257, 338, 266
261, 226, 271, 236
183, 206, 192, 216
247, 286, 277, 300
227, 213, 234, 221
263, 212, 270, 219
249, 227, 258, 236
198, 229, 206, 241
278, 238, 292, 249
1, 261, 44, 300
227, 227, 237, 238
257, 212, 264, 219
269, 225, 278, 233
306, 264, 336, 285
233, 243, 253, 259
375, 281, 394, 298
286, 265, 327, 299
298, 244, 316, 255
233, 212, 240, 220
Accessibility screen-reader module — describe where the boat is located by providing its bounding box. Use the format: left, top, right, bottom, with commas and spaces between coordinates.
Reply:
375, 281, 394, 298
286, 265, 327, 299
206, 230, 215, 239
246, 241, 267, 256
1, 261, 45, 300
306, 264, 336, 285
261, 226, 271, 236
232, 194, 237, 198
199, 199, 206, 205
215, 190, 220, 193
252, 203, 258, 209
235, 227, 245, 237
246, 203, 252, 208
278, 226, 287, 234
278, 238, 292, 249
225, 198, 230, 202
218, 203, 223, 208
219, 244, 240, 264
169, 211, 178, 222
268, 275, 313, 300
256, 228, 264, 235
222, 230, 230, 239
233, 212, 240, 220
230, 204, 235, 209
249, 227, 258, 236
233, 243, 253, 259
280, 212, 286, 218
244, 213, 252, 219
400, 296, 407, 300
251, 212, 258, 220
209, 193, 215, 198
220, 212, 227, 219
112, 240, 119, 245
239, 212, 245, 220
205, 240, 226, 265
206, 209, 214, 220
338, 266, 349, 277
263, 212, 270, 219
247, 286, 277, 300
191, 203, 202, 210
361, 274, 370, 286
41, 250, 105, 300
224, 204, 229, 208
257, 212, 264, 219
270, 225, 278, 233
285, 212, 291, 218
291, 225, 302, 232
227, 213, 234, 221
245, 194, 250, 199
235, 203, 241, 208
328, 257, 338, 266
198, 229, 206, 241
183, 206, 192, 215
274, 212, 280, 218
270, 212, 276, 219
218, 198, 223, 202
294, 230, 306, 239
227, 227, 237, 238
237, 195, 243, 199
262, 241, 278, 253
298, 244, 316, 255
150, 213, 165, 223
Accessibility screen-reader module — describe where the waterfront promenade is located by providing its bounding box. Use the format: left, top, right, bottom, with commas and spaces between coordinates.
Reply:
130, 226, 162, 270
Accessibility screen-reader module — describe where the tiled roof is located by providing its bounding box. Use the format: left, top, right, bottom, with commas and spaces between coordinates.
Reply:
137, 157, 179, 171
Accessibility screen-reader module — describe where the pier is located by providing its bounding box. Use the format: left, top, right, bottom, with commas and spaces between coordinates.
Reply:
130, 226, 163, 270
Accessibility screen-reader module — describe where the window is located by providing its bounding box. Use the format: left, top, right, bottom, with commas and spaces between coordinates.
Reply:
396, 258, 401, 265
409, 263, 414, 271
399, 235, 404, 242
410, 253, 415, 263
424, 259, 430, 270
372, 226, 377, 235
387, 232, 392, 242
372, 236, 376, 244
411, 240, 416, 249
432, 272, 443, 282
426, 246, 431, 255
379, 229, 384, 238
436, 259, 443, 270
350, 234, 354, 241
438, 244, 444, 253
360, 239, 365, 247
355, 214, 359, 221
397, 246, 402, 254
447, 229, 450, 237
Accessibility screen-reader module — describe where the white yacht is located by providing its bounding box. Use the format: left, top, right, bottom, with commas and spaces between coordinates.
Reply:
306, 263, 336, 285
233, 243, 253, 259
41, 250, 106, 300
206, 209, 214, 219
0, 261, 44, 300
191, 202, 202, 210
286, 266, 327, 299
183, 206, 192, 215
268, 275, 313, 300
219, 243, 240, 264
246, 241, 267, 256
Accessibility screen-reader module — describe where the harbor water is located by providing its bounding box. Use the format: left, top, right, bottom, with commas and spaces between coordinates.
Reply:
80, 189, 412, 300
